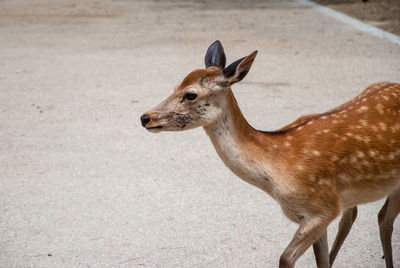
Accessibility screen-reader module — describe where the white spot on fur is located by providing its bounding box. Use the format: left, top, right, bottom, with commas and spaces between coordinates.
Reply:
356, 151, 365, 158
330, 155, 339, 162
296, 165, 304, 170
355, 135, 363, 141
339, 174, 351, 183
361, 160, 370, 167
376, 104, 384, 114
379, 122, 387, 131
390, 123, 400, 133
357, 106, 369, 112
359, 119, 367, 126
318, 178, 331, 185
363, 137, 370, 143
313, 150, 320, 156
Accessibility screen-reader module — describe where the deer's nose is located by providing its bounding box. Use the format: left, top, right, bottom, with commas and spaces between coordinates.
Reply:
140, 114, 151, 127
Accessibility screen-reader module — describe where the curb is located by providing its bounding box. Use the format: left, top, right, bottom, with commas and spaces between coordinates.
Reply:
296, 0, 400, 45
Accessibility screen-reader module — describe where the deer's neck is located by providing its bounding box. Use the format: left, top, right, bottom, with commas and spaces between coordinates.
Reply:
203, 89, 277, 193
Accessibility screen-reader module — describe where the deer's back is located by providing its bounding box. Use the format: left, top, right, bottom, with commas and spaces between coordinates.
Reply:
270, 83, 400, 209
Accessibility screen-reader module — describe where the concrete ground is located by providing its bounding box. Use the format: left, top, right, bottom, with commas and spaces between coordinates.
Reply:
0, 0, 399, 267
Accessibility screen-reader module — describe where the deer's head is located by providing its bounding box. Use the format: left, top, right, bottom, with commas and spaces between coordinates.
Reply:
141, 41, 257, 132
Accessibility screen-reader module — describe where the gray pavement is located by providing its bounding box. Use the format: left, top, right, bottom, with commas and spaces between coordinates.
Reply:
0, 0, 399, 267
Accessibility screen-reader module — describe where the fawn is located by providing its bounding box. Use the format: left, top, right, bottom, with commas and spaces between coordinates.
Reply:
141, 41, 400, 268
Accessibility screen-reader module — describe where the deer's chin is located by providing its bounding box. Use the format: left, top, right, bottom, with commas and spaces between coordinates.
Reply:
145, 126, 164, 133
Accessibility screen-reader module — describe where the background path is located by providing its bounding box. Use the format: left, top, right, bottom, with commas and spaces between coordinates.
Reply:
1, 0, 399, 267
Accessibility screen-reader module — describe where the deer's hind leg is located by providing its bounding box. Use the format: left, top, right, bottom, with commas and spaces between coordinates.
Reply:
329, 206, 358, 267
378, 186, 400, 268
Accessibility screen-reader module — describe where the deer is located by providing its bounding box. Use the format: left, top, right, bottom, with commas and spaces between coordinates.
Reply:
140, 40, 400, 268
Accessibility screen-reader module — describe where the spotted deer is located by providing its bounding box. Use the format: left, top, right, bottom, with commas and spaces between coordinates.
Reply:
140, 41, 400, 268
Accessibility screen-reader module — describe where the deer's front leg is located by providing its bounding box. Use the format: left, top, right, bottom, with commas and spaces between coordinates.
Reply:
313, 230, 329, 268
279, 217, 333, 268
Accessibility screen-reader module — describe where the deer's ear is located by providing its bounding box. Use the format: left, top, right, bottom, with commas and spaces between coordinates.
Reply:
205, 40, 226, 70
220, 50, 257, 86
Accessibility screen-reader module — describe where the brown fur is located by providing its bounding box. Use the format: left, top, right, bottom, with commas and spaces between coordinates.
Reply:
176, 69, 220, 91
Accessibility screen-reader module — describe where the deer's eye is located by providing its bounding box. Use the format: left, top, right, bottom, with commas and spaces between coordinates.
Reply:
184, 93, 197, 101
